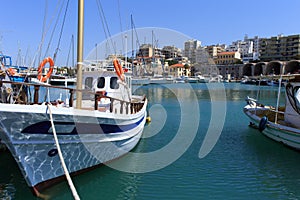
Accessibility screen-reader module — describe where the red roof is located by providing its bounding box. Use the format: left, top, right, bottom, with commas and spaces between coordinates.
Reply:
218, 51, 236, 55
170, 63, 184, 68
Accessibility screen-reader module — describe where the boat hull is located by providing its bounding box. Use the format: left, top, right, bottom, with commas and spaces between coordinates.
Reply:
0, 103, 147, 193
243, 105, 300, 150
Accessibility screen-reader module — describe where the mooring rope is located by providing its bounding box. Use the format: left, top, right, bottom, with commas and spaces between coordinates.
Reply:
47, 104, 80, 200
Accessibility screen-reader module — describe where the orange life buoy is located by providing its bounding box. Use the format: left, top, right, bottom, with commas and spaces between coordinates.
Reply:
7, 68, 16, 76
37, 57, 54, 82
113, 59, 125, 81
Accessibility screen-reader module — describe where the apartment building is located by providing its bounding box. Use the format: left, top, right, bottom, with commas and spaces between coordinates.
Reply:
260, 34, 300, 61
161, 46, 182, 59
214, 51, 241, 65
183, 40, 201, 63
205, 44, 226, 58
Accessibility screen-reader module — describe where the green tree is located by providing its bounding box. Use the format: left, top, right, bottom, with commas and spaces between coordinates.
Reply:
168, 60, 179, 66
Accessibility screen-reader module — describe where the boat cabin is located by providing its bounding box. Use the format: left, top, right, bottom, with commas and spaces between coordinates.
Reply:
83, 70, 132, 102
81, 71, 135, 113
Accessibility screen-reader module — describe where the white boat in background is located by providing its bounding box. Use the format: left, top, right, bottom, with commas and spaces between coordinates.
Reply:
184, 76, 199, 83
244, 74, 300, 150
174, 77, 185, 83
50, 76, 77, 86
149, 75, 173, 84
132, 77, 150, 85
197, 75, 210, 83
209, 74, 222, 83
0, 0, 147, 197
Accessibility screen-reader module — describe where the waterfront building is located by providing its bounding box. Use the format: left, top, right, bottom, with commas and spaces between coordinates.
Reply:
259, 34, 300, 61
169, 63, 191, 77
214, 51, 241, 65
194, 63, 243, 80
217, 64, 243, 80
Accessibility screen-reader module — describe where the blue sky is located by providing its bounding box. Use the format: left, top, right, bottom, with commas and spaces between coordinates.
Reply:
1, 0, 300, 67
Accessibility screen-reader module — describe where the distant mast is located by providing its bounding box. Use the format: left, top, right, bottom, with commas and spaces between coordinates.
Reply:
76, 0, 84, 109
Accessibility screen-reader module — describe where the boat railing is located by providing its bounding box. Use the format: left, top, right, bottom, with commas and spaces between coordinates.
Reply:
0, 80, 145, 114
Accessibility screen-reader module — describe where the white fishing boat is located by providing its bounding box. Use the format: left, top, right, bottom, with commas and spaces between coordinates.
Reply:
243, 74, 300, 149
50, 76, 77, 86
0, 0, 147, 197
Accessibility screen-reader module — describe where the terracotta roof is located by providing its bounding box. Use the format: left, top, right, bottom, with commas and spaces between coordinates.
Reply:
218, 51, 236, 55
170, 63, 184, 68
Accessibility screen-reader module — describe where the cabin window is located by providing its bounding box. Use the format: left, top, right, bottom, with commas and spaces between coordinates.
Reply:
97, 77, 105, 88
110, 77, 119, 89
85, 77, 93, 89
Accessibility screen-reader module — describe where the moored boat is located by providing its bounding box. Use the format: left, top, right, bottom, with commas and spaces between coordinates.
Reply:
243, 74, 300, 149
50, 76, 77, 86
0, 0, 147, 197
0, 54, 30, 83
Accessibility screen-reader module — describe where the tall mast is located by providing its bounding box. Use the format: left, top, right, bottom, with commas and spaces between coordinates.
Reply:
76, 0, 84, 109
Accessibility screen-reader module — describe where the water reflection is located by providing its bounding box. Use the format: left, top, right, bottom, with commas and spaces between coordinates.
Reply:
1, 83, 297, 199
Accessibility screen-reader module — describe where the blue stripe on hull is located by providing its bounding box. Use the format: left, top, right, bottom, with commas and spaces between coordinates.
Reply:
21, 116, 144, 135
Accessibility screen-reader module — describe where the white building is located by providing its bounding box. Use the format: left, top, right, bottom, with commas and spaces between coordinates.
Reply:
183, 40, 201, 63
226, 40, 253, 56
226, 35, 260, 63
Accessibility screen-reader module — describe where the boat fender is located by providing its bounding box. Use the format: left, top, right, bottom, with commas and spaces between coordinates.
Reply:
7, 68, 17, 76
48, 148, 58, 157
113, 59, 125, 81
258, 116, 268, 132
37, 57, 54, 82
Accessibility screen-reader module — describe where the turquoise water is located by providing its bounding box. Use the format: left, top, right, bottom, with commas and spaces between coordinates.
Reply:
1, 83, 300, 199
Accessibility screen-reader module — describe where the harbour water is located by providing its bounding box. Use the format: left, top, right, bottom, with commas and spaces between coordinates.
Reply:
1, 83, 300, 199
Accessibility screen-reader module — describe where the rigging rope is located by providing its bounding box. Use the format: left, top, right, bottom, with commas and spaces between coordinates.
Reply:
66, 35, 74, 67
95, 0, 117, 55
53, 0, 70, 62
37, 0, 63, 66
43, 0, 65, 61
117, 0, 125, 52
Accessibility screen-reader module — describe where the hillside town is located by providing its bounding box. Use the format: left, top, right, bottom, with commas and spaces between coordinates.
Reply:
84, 33, 300, 82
